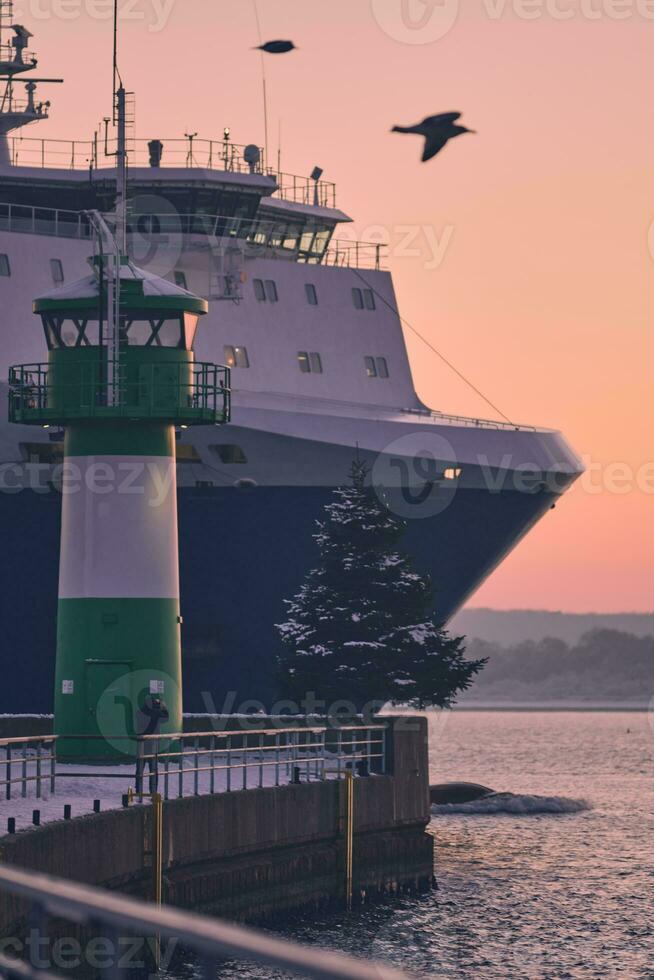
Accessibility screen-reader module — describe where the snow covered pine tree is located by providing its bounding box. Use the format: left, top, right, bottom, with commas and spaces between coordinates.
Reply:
276, 461, 486, 713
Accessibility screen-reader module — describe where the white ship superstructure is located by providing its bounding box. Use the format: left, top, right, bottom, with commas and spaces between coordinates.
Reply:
0, 12, 582, 711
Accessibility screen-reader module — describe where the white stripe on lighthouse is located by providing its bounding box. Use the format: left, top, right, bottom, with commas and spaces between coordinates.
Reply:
58, 455, 179, 599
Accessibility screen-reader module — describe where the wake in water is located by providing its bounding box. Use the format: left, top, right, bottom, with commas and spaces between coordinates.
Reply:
431, 792, 591, 816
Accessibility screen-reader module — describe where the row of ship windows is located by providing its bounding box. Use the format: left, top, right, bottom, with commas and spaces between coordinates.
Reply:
23, 441, 463, 482
252, 279, 376, 311
0, 257, 377, 315
175, 270, 377, 311
0, 254, 65, 283
224, 345, 389, 378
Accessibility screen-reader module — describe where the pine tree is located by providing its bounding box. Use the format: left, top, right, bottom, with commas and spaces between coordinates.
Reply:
276, 461, 486, 713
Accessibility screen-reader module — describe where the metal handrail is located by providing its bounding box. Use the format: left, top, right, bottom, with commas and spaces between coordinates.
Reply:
0, 726, 387, 805
135, 726, 386, 800
0, 865, 408, 980
8, 360, 231, 426
2, 136, 338, 207
0, 737, 56, 802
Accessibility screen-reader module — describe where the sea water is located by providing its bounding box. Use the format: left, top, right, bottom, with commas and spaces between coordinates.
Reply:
215, 710, 654, 979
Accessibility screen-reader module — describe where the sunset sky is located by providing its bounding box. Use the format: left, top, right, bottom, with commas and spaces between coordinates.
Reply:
25, 0, 653, 613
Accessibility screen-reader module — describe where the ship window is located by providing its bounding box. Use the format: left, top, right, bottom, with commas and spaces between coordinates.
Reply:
298, 351, 323, 374
443, 467, 463, 481
176, 444, 202, 463
305, 284, 318, 306
364, 356, 377, 378
253, 278, 266, 301
376, 357, 389, 378
173, 270, 188, 289
0, 254, 10, 277
364, 289, 376, 311
224, 345, 249, 368
300, 230, 315, 253
265, 280, 278, 302
352, 288, 364, 310
313, 230, 330, 255
283, 226, 301, 250
212, 444, 248, 464
50, 259, 64, 284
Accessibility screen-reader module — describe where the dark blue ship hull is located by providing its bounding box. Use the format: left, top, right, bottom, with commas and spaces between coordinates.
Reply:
0, 484, 554, 714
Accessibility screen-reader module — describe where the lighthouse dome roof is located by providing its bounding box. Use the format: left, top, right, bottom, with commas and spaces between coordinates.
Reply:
33, 258, 208, 316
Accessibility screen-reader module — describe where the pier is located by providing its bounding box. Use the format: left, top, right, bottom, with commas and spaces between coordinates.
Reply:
0, 716, 434, 927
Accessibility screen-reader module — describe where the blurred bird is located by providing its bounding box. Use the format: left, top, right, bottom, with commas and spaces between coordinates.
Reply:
255, 40, 296, 54
392, 112, 476, 162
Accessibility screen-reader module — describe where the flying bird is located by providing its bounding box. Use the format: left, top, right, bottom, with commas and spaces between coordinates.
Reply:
255, 40, 296, 54
392, 112, 476, 162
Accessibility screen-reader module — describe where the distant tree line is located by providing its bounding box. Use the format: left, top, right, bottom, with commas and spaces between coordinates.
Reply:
462, 629, 654, 702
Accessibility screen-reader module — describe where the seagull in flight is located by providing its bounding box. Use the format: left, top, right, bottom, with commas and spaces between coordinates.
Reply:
392, 112, 476, 162
255, 40, 296, 54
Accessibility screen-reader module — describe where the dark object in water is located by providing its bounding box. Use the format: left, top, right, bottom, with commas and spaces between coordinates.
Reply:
430, 782, 494, 805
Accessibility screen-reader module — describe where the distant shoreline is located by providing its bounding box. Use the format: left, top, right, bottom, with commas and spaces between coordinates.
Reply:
451, 703, 650, 712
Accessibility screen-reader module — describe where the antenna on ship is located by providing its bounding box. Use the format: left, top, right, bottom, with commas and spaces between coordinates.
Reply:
112, 0, 128, 254
252, 0, 269, 172
0, 1, 62, 166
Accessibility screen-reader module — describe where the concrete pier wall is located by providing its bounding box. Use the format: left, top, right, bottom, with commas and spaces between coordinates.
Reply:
0, 717, 434, 930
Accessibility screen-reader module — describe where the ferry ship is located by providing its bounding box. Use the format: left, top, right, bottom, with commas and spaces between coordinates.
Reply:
0, 10, 583, 712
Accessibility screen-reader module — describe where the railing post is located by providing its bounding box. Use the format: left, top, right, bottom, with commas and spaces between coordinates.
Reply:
35, 742, 42, 800
5, 744, 10, 801
210, 735, 215, 794
135, 737, 144, 797
344, 769, 354, 912
50, 739, 56, 796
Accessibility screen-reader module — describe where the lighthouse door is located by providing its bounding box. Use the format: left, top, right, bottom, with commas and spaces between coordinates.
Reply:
84, 660, 132, 758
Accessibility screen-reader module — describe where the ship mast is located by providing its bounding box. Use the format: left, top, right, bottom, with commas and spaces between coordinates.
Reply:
0, 1, 62, 166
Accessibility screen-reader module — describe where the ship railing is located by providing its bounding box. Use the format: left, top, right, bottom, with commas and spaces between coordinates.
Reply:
402, 407, 539, 432
0, 864, 408, 980
274, 171, 337, 209
322, 240, 385, 270
0, 44, 38, 69
0, 202, 92, 239
0, 736, 56, 802
1, 136, 338, 207
0, 725, 387, 806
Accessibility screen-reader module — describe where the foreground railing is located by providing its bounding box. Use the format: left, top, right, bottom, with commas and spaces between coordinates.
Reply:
0, 725, 386, 808
0, 738, 56, 802
0, 865, 408, 980
134, 725, 386, 799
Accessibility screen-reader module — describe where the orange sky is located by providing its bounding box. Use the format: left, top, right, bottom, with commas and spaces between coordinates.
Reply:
25, 0, 653, 612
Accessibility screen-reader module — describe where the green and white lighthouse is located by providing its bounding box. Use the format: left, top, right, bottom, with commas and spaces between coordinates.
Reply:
9, 229, 230, 759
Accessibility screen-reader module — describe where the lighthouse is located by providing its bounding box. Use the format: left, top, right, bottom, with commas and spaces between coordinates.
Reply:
8, 232, 230, 759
